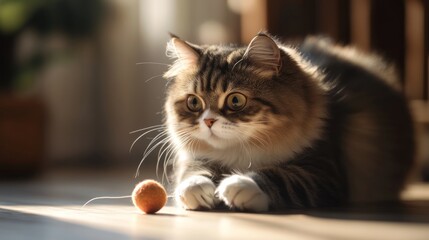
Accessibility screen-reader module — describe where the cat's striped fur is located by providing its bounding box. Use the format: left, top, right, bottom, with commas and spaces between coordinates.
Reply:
163, 33, 414, 211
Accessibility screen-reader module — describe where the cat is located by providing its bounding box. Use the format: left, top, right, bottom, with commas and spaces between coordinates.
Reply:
161, 32, 414, 211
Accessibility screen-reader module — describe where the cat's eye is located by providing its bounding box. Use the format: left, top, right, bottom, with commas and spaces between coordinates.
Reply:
226, 92, 247, 111
186, 95, 203, 112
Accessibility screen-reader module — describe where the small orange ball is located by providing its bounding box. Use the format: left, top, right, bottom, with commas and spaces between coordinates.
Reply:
132, 179, 167, 214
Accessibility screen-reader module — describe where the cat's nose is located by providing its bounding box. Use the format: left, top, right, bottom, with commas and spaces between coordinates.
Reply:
204, 118, 217, 128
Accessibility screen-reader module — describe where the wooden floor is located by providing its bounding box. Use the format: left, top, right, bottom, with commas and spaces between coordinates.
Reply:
1, 166, 429, 240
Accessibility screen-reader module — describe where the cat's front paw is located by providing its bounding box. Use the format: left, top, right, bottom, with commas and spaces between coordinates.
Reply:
175, 175, 217, 210
217, 175, 270, 212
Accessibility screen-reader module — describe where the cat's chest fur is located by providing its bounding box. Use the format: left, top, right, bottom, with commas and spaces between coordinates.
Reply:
180, 144, 291, 171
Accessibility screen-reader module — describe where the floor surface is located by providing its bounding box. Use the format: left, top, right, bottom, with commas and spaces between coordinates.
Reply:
1, 166, 429, 240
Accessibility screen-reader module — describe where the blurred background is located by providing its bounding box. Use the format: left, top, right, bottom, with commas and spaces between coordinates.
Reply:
0, 0, 428, 180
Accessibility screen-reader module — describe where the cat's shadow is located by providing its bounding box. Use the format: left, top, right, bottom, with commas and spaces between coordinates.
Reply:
203, 200, 429, 223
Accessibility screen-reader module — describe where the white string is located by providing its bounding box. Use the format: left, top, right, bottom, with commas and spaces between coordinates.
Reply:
81, 195, 132, 209
81, 194, 175, 209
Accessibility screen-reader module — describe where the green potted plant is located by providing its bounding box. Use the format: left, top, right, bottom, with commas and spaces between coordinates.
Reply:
0, 0, 105, 178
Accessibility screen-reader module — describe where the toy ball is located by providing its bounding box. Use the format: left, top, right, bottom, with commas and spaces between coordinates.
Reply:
132, 179, 167, 214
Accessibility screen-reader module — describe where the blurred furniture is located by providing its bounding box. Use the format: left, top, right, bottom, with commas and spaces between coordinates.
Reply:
263, 0, 428, 95
0, 95, 46, 179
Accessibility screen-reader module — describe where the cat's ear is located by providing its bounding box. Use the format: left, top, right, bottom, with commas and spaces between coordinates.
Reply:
164, 36, 200, 79
243, 33, 281, 77
166, 37, 200, 66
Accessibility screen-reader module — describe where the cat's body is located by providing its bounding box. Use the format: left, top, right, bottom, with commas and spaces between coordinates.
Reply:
163, 33, 414, 211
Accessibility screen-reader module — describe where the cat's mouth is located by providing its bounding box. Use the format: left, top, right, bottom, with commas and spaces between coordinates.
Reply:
200, 132, 230, 148
202, 129, 224, 143
207, 130, 219, 139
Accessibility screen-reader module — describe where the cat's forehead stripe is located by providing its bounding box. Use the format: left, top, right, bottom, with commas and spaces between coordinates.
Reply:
196, 54, 230, 94
210, 71, 221, 91
203, 58, 215, 92
197, 54, 210, 75
221, 75, 229, 92
197, 54, 213, 92
192, 77, 198, 93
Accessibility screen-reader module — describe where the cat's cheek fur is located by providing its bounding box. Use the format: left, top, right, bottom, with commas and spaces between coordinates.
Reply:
217, 175, 270, 212
175, 175, 218, 210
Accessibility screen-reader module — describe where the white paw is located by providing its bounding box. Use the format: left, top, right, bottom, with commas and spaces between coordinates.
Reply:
175, 175, 217, 210
217, 175, 270, 212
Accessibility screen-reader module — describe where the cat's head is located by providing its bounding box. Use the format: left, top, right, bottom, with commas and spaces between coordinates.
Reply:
163, 33, 326, 160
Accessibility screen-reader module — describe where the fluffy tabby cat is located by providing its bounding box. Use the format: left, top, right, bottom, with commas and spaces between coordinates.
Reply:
162, 32, 414, 211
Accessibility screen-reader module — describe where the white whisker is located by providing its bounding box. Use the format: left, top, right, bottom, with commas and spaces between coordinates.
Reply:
130, 125, 164, 134
133, 123, 192, 180
145, 74, 165, 83
136, 134, 169, 177
136, 62, 171, 66
156, 138, 174, 179
129, 126, 165, 153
